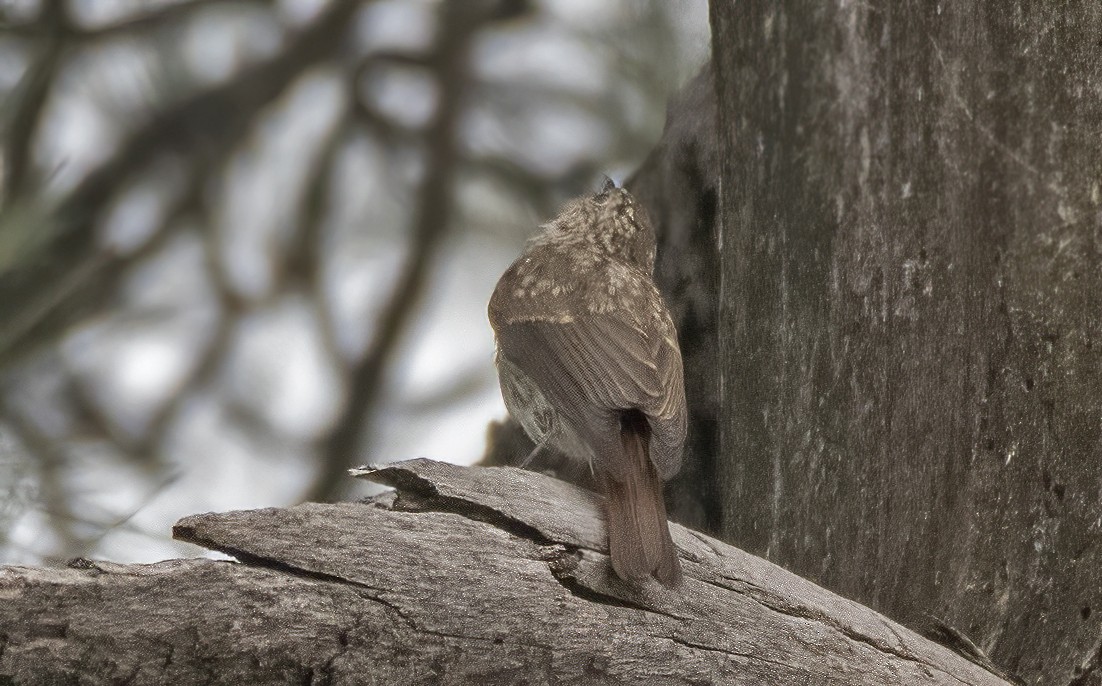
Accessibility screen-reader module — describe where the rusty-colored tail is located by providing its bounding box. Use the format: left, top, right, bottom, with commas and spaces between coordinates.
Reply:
602, 411, 682, 587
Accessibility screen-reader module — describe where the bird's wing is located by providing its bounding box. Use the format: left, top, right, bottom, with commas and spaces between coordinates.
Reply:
493, 314, 686, 480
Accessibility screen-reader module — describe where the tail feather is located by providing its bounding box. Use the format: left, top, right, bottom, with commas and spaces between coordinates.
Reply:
602, 412, 682, 587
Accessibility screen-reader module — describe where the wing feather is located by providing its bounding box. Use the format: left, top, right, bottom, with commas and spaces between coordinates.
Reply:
494, 315, 686, 480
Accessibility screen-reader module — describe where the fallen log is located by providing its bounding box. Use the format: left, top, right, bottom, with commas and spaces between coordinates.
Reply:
0, 459, 1010, 685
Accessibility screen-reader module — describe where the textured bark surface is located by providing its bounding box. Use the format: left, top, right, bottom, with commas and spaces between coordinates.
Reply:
711, 3, 1102, 685
0, 459, 1008, 685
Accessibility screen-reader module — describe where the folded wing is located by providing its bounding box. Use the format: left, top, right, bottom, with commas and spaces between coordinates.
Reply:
493, 315, 686, 481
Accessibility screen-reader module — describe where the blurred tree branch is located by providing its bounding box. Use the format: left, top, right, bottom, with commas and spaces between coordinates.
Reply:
0, 0, 362, 372
281, 108, 348, 362
1, 406, 81, 556
309, 0, 502, 502
74, 0, 275, 39
0, 0, 273, 39
0, 0, 362, 558
2, 0, 66, 204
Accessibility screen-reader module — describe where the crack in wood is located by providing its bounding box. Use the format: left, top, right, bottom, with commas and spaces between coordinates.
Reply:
359, 464, 709, 620
661, 634, 805, 673
172, 523, 405, 608
364, 465, 557, 546
695, 574, 981, 684
174, 522, 561, 660
548, 566, 689, 622
308, 613, 361, 686
688, 529, 729, 559
922, 617, 1024, 685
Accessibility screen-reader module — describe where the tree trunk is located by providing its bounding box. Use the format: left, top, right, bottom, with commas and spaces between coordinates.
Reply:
710, 2, 1102, 684
0, 459, 1009, 685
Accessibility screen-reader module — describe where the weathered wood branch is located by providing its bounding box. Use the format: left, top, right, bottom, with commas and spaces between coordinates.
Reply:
0, 459, 1010, 685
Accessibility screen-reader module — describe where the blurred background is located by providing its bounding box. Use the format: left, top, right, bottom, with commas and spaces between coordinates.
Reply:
0, 0, 709, 565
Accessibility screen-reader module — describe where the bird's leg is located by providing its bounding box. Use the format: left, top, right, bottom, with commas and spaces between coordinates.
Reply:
519, 433, 550, 469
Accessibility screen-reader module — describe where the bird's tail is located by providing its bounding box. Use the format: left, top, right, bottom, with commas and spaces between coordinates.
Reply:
602, 411, 682, 587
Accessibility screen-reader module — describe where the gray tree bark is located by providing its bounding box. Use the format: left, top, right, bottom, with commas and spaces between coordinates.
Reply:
710, 2, 1102, 685
0, 459, 1009, 685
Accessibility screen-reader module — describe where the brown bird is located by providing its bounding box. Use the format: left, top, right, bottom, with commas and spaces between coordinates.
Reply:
488, 178, 686, 586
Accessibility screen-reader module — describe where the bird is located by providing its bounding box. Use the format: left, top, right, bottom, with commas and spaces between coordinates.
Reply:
488, 178, 686, 586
